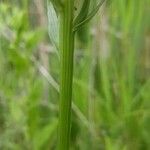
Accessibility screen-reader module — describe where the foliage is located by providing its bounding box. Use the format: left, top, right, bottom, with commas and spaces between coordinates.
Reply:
0, 0, 150, 150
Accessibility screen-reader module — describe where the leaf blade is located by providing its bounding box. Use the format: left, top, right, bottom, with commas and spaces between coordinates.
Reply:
47, 0, 59, 50
73, 0, 105, 32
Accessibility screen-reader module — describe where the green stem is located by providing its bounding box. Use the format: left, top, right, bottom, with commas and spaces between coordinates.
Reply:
58, 1, 74, 150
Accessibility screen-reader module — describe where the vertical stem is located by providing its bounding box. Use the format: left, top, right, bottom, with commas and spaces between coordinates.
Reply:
58, 1, 74, 150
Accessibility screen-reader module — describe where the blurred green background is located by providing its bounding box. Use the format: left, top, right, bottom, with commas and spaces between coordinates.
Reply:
0, 0, 150, 149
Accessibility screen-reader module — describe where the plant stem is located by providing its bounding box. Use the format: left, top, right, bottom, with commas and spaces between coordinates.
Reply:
58, 1, 74, 150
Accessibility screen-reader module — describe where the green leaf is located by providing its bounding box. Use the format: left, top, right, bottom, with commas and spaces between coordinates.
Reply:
73, 0, 105, 32
47, 0, 59, 50
74, 0, 90, 25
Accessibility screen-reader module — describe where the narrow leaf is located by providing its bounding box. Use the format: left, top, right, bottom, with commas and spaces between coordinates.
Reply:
73, 0, 105, 32
47, 0, 59, 50
74, 0, 90, 25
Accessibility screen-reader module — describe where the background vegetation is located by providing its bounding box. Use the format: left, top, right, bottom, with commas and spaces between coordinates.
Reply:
0, 0, 150, 149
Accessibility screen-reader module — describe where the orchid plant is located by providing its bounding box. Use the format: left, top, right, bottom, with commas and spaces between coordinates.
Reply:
47, 0, 105, 149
